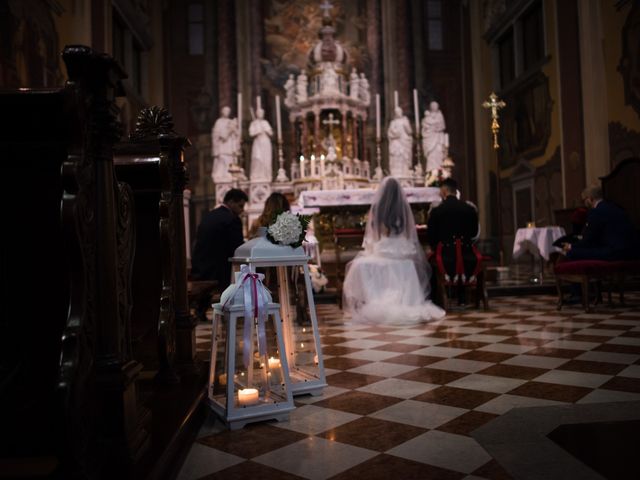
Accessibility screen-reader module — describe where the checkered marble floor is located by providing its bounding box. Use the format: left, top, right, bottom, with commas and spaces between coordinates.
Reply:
180, 293, 640, 480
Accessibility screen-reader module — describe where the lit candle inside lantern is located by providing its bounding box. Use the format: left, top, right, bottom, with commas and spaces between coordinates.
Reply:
314, 355, 319, 365
300, 155, 305, 177
238, 388, 259, 406
268, 357, 281, 370
413, 88, 420, 133
375, 94, 381, 140
275, 94, 282, 142
218, 373, 227, 386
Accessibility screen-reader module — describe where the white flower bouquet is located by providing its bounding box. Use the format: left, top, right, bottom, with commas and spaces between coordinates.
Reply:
266, 211, 311, 248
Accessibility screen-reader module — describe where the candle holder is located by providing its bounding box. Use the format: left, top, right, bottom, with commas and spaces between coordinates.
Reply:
275, 139, 289, 182
207, 301, 295, 430
232, 233, 327, 397
373, 137, 384, 180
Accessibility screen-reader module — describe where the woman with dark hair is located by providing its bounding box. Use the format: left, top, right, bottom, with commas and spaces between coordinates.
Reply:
342, 177, 445, 324
248, 192, 290, 237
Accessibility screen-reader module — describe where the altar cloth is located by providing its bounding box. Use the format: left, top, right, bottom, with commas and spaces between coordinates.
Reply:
298, 187, 441, 207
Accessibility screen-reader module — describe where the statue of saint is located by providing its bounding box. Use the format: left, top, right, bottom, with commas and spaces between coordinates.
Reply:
387, 107, 413, 177
421, 101, 449, 172
296, 72, 308, 103
321, 67, 339, 95
358, 73, 370, 105
211, 106, 239, 182
284, 73, 296, 108
249, 108, 273, 181
349, 68, 359, 99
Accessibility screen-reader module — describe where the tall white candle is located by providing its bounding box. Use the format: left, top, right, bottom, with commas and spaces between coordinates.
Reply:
256, 95, 261, 112
237, 92, 242, 130
413, 88, 420, 132
275, 95, 282, 141
375, 93, 381, 140
300, 155, 305, 177
394, 90, 399, 110
311, 154, 316, 176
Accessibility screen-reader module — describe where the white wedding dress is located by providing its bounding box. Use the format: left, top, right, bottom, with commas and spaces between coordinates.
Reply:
343, 235, 445, 325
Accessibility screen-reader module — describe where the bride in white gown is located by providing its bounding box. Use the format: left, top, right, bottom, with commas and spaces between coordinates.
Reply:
343, 177, 446, 325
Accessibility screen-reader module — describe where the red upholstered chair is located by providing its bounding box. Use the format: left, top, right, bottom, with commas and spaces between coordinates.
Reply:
431, 241, 488, 311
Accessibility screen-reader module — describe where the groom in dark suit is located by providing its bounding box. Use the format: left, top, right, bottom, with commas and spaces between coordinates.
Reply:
564, 185, 636, 260
191, 188, 248, 318
427, 178, 480, 305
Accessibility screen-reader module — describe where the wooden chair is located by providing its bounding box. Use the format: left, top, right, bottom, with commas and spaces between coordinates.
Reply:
431, 241, 489, 311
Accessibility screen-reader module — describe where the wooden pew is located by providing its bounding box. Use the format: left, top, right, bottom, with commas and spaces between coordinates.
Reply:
114, 107, 196, 384
0, 46, 149, 477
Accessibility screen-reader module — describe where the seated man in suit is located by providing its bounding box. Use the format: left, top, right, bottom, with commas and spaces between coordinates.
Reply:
427, 178, 481, 305
563, 185, 636, 261
191, 188, 248, 320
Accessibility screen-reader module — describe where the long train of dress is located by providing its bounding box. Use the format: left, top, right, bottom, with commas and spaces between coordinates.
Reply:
342, 235, 446, 325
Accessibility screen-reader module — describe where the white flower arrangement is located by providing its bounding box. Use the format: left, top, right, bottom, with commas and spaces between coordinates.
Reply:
266, 211, 311, 248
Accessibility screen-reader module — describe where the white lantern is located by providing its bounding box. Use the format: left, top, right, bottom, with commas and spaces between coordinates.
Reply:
206, 267, 295, 429
232, 228, 327, 396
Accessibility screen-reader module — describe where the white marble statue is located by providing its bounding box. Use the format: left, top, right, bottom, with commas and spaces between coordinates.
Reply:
211, 106, 239, 182
321, 66, 340, 95
284, 73, 296, 108
387, 107, 413, 177
249, 108, 273, 181
358, 73, 370, 105
296, 72, 308, 103
349, 68, 359, 99
421, 101, 449, 172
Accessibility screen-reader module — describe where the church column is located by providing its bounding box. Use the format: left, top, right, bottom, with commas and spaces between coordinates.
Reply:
314, 109, 321, 156
341, 109, 347, 156
352, 114, 359, 159
577, 0, 609, 185
217, 0, 236, 109
302, 115, 309, 158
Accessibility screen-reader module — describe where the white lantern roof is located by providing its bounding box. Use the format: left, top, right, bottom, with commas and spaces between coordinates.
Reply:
231, 229, 309, 266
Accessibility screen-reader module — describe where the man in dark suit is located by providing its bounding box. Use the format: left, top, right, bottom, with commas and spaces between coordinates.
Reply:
427, 178, 480, 304
191, 188, 248, 319
564, 185, 636, 260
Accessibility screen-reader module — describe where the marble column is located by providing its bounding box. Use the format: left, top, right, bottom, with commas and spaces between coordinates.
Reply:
341, 109, 347, 156
314, 110, 321, 156
216, 0, 236, 108
352, 115, 359, 159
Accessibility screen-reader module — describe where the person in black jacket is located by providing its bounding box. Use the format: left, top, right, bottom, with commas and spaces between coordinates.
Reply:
564, 185, 636, 261
191, 188, 248, 318
427, 178, 480, 305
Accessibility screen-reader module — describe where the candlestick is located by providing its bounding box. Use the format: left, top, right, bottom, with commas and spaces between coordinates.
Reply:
238, 388, 259, 406
300, 155, 305, 177
394, 90, 399, 110
275, 95, 282, 141
311, 154, 316, 177
413, 88, 420, 132
375, 93, 381, 140
320, 154, 325, 174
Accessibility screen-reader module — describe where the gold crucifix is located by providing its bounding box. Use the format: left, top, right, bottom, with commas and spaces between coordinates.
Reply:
482, 92, 506, 149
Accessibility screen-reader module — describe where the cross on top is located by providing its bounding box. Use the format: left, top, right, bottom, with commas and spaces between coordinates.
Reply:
482, 92, 506, 119
323, 113, 340, 128
319, 0, 333, 17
